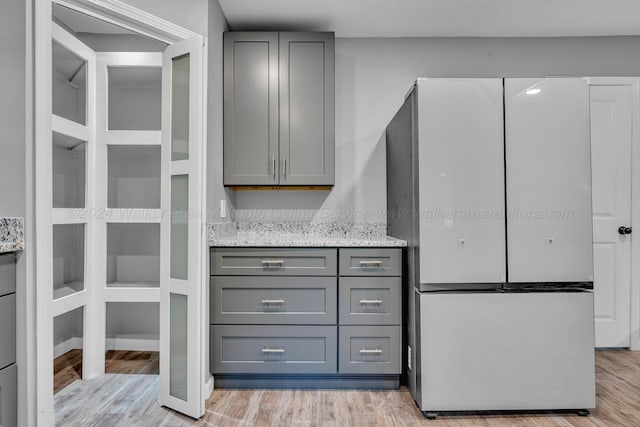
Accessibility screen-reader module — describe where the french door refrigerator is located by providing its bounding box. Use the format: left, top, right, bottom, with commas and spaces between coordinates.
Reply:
386, 77, 595, 417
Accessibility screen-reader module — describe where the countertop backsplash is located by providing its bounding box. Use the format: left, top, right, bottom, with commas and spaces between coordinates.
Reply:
0, 217, 24, 253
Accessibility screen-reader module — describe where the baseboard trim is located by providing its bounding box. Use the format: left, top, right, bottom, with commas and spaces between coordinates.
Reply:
53, 337, 83, 358
105, 338, 159, 352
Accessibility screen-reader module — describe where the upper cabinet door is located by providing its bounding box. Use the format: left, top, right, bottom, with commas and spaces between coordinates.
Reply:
223, 32, 279, 186
279, 32, 335, 185
417, 78, 506, 285
505, 78, 593, 284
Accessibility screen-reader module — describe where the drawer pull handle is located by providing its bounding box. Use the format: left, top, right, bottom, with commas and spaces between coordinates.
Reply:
359, 299, 383, 305
261, 260, 285, 267
359, 348, 383, 355
262, 348, 285, 354
261, 299, 285, 305
359, 260, 384, 267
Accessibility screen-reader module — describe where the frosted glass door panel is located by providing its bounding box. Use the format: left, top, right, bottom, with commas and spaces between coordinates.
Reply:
171, 55, 189, 161
505, 78, 593, 284
107, 223, 160, 287
170, 176, 188, 280
53, 224, 85, 300
52, 41, 87, 125
108, 67, 162, 131
108, 146, 161, 209
53, 133, 86, 209
170, 293, 188, 400
417, 78, 506, 285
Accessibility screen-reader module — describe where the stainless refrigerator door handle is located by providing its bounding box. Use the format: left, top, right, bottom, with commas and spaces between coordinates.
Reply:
359, 348, 383, 355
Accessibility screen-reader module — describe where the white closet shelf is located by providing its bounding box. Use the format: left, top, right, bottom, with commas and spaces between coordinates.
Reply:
53, 281, 85, 300
52, 287, 87, 317
52, 208, 89, 225
104, 287, 160, 302
52, 114, 90, 142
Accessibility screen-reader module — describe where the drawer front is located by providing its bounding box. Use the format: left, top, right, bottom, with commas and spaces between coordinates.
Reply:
212, 249, 337, 276
0, 294, 16, 370
211, 325, 337, 374
339, 249, 401, 277
0, 364, 17, 427
211, 276, 337, 325
339, 277, 401, 325
0, 254, 16, 297
339, 326, 401, 374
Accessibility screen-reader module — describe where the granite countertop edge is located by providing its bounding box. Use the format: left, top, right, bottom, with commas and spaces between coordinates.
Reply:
0, 217, 25, 254
209, 236, 407, 248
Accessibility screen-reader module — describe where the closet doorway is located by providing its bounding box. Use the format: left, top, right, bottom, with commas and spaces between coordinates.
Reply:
35, 1, 208, 424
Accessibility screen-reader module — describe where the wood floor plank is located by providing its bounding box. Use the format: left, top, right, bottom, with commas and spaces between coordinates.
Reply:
54, 350, 640, 426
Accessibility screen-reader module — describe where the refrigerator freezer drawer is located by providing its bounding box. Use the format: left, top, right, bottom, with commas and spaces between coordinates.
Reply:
417, 291, 595, 412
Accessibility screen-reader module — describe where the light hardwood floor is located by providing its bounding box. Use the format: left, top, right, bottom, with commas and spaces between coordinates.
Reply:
54, 350, 640, 426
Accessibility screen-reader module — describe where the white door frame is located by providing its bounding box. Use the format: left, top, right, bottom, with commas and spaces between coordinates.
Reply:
588, 77, 640, 350
34, 1, 207, 424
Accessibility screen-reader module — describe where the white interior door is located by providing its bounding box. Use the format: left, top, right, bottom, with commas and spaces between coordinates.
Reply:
590, 84, 633, 347
159, 35, 206, 418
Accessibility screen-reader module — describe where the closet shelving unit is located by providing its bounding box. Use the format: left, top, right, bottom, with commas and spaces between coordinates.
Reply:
50, 21, 164, 377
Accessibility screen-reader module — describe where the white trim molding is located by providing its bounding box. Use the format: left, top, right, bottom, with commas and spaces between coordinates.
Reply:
54, 0, 198, 44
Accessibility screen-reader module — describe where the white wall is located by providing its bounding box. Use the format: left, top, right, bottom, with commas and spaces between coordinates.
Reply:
229, 35, 640, 222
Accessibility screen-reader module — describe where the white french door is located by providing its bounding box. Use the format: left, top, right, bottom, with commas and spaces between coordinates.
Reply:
159, 35, 206, 418
589, 81, 634, 347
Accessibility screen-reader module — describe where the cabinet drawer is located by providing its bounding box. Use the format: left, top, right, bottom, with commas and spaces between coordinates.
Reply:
212, 249, 337, 276
0, 294, 16, 370
339, 326, 401, 374
0, 254, 16, 297
211, 276, 337, 325
0, 364, 17, 427
339, 277, 401, 325
339, 249, 401, 277
211, 325, 337, 374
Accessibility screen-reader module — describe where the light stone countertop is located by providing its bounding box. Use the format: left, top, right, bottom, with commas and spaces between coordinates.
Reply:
208, 222, 407, 248
0, 217, 24, 253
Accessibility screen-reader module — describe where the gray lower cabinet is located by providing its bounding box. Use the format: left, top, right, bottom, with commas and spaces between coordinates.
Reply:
339, 326, 402, 374
211, 325, 337, 374
210, 247, 402, 387
223, 31, 335, 187
0, 364, 17, 427
0, 294, 16, 370
0, 253, 16, 427
211, 276, 337, 325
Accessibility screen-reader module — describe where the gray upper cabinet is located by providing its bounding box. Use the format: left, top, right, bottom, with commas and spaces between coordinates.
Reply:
223, 32, 279, 186
224, 32, 335, 187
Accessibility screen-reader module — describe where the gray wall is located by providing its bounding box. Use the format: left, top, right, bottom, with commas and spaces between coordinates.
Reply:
206, 0, 231, 222
230, 36, 640, 222
119, 0, 208, 37
0, 0, 26, 217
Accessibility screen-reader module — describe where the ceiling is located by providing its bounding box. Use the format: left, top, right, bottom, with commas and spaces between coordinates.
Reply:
218, 0, 640, 38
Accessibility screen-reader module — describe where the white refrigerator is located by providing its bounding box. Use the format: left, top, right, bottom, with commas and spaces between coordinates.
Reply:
386, 77, 596, 417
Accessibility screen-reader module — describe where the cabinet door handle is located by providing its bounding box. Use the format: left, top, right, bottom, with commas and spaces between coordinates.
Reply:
261, 299, 285, 305
272, 156, 276, 180
261, 259, 285, 267
359, 348, 382, 355
359, 260, 384, 267
283, 156, 287, 178
262, 348, 285, 354
359, 299, 383, 305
